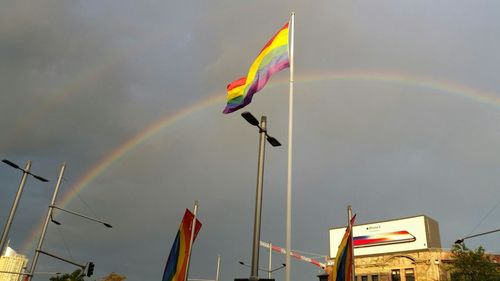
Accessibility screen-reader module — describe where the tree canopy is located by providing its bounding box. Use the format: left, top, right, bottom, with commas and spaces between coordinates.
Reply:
48, 270, 127, 281
49, 269, 85, 281
448, 243, 500, 281
100, 272, 126, 281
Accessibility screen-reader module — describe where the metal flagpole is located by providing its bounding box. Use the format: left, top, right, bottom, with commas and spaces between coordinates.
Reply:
347, 206, 355, 281
268, 242, 272, 279
285, 11, 295, 281
185, 201, 199, 281
215, 255, 221, 281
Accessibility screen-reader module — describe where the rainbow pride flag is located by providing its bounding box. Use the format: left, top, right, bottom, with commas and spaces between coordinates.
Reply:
162, 209, 202, 281
223, 22, 290, 114
331, 215, 356, 281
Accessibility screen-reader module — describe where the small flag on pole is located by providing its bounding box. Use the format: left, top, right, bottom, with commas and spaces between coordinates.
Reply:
223, 22, 290, 114
331, 215, 356, 281
162, 209, 202, 281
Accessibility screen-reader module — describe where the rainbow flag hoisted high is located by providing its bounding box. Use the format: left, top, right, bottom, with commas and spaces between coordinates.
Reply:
223, 22, 290, 114
162, 209, 202, 281
331, 215, 356, 281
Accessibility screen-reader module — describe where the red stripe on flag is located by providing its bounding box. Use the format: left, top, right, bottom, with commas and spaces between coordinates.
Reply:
258, 23, 289, 55
227, 77, 246, 91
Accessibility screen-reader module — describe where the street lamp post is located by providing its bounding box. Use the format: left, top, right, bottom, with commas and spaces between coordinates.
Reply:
241, 111, 281, 281
0, 159, 48, 255
27, 163, 66, 281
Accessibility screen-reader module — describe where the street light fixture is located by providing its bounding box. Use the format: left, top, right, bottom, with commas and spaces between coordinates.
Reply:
241, 112, 260, 126
1, 159, 49, 255
50, 214, 61, 225
265, 136, 281, 148
454, 227, 500, 244
1, 160, 49, 182
240, 111, 281, 281
50, 205, 113, 228
241, 112, 282, 147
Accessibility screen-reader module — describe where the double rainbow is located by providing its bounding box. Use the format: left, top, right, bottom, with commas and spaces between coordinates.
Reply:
20, 71, 500, 254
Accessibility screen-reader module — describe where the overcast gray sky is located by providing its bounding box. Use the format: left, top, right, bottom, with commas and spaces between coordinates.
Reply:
1, 1, 500, 280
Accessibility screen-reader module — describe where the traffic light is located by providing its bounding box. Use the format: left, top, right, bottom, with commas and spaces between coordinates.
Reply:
86, 262, 95, 277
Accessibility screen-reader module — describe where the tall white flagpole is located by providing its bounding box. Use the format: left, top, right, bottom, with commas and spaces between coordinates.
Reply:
348, 205, 355, 281
185, 201, 199, 281
285, 11, 295, 281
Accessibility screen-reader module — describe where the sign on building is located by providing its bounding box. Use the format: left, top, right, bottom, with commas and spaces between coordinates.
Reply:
329, 215, 441, 257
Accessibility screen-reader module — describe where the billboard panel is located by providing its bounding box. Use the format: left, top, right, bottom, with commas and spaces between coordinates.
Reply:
329, 215, 438, 257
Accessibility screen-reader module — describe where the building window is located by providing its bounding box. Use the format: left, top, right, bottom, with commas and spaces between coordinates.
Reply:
371, 275, 379, 281
405, 268, 415, 281
361, 276, 368, 281
391, 269, 401, 281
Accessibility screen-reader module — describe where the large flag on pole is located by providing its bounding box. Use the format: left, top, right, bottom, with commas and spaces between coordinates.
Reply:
223, 22, 290, 114
162, 209, 202, 281
331, 215, 356, 281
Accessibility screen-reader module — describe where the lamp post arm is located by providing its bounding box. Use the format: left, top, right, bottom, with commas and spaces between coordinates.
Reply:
456, 227, 500, 244
270, 264, 286, 273
465, 228, 500, 239
36, 249, 86, 269
239, 261, 285, 273
50, 205, 112, 228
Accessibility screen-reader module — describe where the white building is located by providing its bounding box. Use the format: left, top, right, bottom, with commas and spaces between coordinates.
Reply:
0, 247, 28, 281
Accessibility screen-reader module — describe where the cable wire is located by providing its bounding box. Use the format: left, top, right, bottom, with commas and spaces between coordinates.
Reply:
76, 193, 101, 220
53, 224, 74, 261
467, 198, 500, 237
